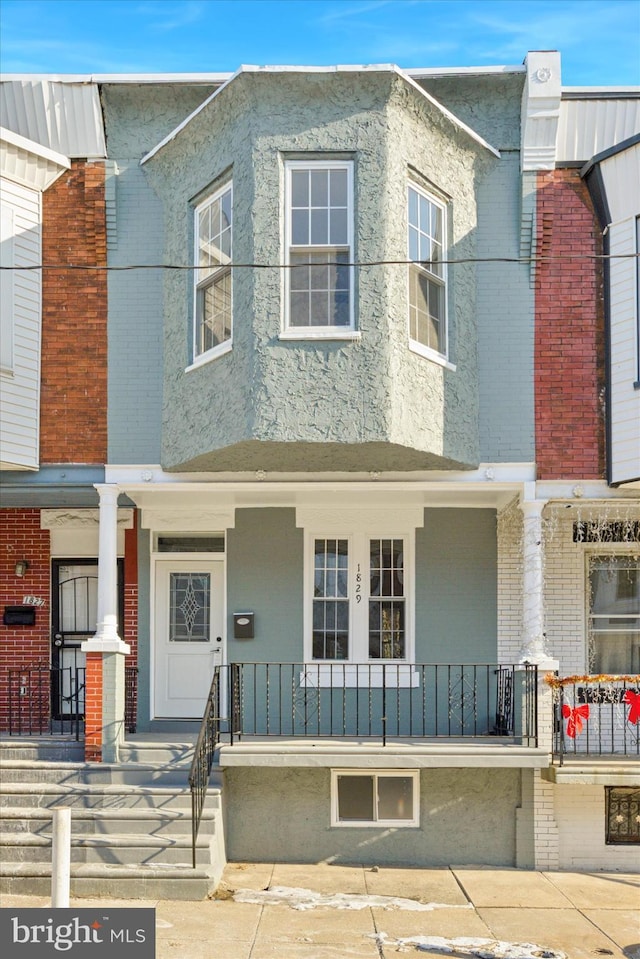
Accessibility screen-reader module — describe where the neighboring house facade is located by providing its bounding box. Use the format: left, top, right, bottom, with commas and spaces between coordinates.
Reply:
0, 52, 638, 877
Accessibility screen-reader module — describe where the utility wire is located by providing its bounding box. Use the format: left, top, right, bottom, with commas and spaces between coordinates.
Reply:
1, 253, 638, 271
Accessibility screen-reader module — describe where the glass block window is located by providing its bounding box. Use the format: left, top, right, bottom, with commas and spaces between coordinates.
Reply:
312, 539, 349, 660
169, 572, 211, 643
332, 770, 418, 826
605, 787, 640, 844
286, 161, 353, 331
369, 539, 405, 659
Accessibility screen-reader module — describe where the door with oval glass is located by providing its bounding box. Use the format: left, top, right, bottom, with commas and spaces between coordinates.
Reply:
154, 561, 224, 718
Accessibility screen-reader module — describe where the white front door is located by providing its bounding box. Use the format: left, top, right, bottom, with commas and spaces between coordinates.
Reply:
154, 561, 224, 718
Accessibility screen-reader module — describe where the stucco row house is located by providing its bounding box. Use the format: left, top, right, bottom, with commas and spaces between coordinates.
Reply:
0, 50, 638, 896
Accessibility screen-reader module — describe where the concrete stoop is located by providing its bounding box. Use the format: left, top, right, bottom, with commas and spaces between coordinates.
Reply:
0, 738, 225, 900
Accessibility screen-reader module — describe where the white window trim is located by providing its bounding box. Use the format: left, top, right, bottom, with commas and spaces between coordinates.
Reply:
407, 181, 449, 362
192, 181, 233, 367
331, 769, 420, 828
302, 526, 416, 669
283, 159, 355, 336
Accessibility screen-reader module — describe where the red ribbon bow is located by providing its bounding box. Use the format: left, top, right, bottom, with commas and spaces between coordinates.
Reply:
562, 703, 589, 738
624, 690, 640, 725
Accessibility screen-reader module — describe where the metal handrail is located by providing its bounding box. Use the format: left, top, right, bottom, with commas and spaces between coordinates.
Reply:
8, 665, 85, 739
188, 667, 221, 869
552, 676, 640, 763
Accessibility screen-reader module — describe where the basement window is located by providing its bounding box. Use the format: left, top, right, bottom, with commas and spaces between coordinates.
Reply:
605, 787, 640, 844
331, 770, 419, 827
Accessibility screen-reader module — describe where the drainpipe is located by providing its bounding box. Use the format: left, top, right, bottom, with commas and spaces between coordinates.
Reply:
81, 484, 130, 763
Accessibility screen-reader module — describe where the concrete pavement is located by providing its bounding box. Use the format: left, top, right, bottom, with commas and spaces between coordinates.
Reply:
1, 863, 639, 958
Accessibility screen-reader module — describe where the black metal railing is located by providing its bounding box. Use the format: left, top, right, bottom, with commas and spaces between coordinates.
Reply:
188, 667, 222, 869
553, 677, 640, 763
224, 662, 537, 746
124, 666, 138, 733
8, 665, 85, 739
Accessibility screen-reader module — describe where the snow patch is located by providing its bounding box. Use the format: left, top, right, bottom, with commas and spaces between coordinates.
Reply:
372, 932, 566, 958
233, 884, 474, 912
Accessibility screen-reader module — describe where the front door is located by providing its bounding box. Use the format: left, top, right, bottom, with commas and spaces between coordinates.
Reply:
154, 561, 224, 718
51, 562, 97, 718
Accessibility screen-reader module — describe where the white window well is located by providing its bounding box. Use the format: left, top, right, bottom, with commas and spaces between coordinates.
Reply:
284, 160, 354, 334
407, 182, 447, 360
193, 182, 232, 362
331, 770, 419, 827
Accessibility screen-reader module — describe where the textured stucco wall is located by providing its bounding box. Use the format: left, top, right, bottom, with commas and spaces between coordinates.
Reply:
142, 70, 498, 472
223, 766, 521, 865
102, 84, 217, 464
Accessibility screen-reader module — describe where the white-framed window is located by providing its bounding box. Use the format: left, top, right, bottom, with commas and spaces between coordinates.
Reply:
193, 182, 232, 362
331, 769, 419, 827
407, 181, 447, 359
308, 533, 410, 663
588, 555, 640, 673
284, 159, 354, 335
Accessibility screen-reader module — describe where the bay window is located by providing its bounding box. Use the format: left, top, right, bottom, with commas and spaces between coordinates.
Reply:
284, 160, 354, 334
408, 181, 447, 358
194, 182, 232, 361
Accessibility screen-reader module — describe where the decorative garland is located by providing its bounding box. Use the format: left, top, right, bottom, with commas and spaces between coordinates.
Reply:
545, 673, 640, 688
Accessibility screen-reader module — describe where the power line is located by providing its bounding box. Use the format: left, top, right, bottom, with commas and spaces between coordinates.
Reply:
1, 253, 638, 271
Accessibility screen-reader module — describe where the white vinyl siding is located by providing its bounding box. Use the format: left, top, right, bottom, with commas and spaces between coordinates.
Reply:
608, 215, 640, 484
0, 176, 41, 470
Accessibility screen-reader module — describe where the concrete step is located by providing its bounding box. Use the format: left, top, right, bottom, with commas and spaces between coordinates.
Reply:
0, 738, 85, 762
0, 832, 216, 866
119, 741, 196, 764
0, 861, 217, 900
0, 806, 219, 837
0, 783, 202, 810
0, 760, 193, 787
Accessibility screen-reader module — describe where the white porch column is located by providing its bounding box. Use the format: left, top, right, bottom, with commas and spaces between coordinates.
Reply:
82, 484, 130, 763
520, 489, 548, 663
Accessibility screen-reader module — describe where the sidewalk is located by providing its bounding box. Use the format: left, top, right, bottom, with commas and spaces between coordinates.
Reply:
2, 863, 639, 958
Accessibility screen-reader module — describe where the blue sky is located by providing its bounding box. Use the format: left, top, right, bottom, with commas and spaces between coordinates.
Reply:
1, 0, 638, 85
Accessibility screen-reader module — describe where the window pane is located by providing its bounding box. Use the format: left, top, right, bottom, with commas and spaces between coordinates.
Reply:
169, 573, 210, 643
292, 210, 309, 245
337, 776, 374, 821
330, 169, 348, 207
329, 209, 348, 245
333, 292, 350, 326
408, 187, 419, 228
198, 270, 231, 353
377, 776, 414, 821
313, 539, 349, 660
310, 170, 328, 207
290, 292, 310, 326
311, 209, 328, 245
291, 170, 309, 207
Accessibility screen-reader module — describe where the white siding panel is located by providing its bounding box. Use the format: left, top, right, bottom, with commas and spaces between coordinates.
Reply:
0, 176, 41, 470
0, 80, 105, 158
599, 145, 640, 223
557, 98, 640, 163
608, 218, 640, 485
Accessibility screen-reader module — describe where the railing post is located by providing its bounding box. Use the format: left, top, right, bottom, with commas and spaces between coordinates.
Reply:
51, 808, 71, 907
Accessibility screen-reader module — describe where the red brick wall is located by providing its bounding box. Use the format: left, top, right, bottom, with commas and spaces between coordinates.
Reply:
534, 169, 606, 479
84, 653, 103, 762
0, 510, 51, 731
40, 160, 107, 464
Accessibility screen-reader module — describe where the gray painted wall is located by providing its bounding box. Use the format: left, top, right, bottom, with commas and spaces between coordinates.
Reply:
223, 766, 521, 866
143, 70, 497, 472
133, 506, 498, 724
102, 84, 217, 464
